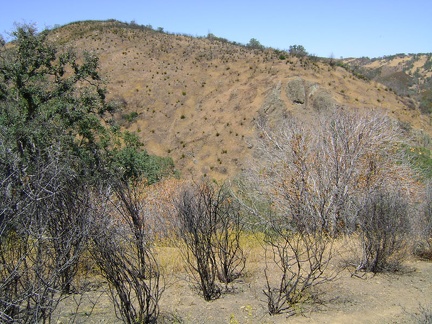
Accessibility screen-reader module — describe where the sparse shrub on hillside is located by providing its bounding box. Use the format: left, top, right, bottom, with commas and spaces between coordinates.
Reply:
273, 49, 287, 60
122, 111, 139, 123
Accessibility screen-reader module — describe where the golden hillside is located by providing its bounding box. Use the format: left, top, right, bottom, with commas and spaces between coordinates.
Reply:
49, 20, 432, 180
343, 53, 432, 113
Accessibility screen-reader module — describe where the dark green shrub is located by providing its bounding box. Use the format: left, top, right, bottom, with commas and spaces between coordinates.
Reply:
288, 45, 308, 57
122, 111, 139, 123
247, 38, 264, 50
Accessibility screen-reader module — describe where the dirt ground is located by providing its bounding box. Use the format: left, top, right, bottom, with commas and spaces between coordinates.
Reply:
54, 249, 432, 324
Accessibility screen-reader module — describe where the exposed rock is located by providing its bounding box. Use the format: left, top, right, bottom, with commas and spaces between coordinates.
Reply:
307, 83, 320, 98
258, 82, 288, 126
312, 89, 336, 111
285, 77, 320, 109
286, 77, 306, 104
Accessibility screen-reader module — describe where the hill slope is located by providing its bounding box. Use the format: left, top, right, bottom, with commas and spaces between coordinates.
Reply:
343, 54, 432, 114
49, 20, 432, 180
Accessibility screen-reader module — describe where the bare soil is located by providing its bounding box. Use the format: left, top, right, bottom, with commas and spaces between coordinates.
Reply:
54, 251, 432, 324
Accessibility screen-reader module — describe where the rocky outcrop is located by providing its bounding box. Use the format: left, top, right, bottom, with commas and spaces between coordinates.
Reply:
285, 77, 335, 111
312, 89, 336, 111
258, 82, 289, 126
285, 77, 306, 104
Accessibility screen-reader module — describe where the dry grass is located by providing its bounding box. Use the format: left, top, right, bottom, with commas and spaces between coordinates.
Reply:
46, 20, 432, 181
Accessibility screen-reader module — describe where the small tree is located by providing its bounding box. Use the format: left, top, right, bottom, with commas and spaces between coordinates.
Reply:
90, 128, 172, 323
289, 45, 308, 57
0, 23, 109, 322
0, 143, 95, 322
175, 182, 220, 301
213, 185, 245, 286
247, 38, 264, 50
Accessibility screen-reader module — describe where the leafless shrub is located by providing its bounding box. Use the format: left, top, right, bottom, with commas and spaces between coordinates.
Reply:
263, 219, 335, 315
91, 181, 162, 323
175, 183, 220, 300
356, 188, 410, 273
174, 181, 245, 300
413, 181, 432, 260
423, 181, 432, 245
213, 187, 246, 286
241, 108, 412, 314
242, 118, 336, 315
0, 147, 94, 323
316, 109, 408, 234
317, 110, 414, 272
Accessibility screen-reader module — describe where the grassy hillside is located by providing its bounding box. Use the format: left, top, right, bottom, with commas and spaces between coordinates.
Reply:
343, 53, 432, 114
47, 20, 432, 180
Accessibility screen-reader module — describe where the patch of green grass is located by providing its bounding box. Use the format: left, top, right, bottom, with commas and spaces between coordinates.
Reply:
405, 146, 432, 179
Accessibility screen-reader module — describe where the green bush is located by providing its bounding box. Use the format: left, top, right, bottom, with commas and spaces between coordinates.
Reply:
247, 38, 264, 50
122, 111, 139, 123
288, 45, 308, 57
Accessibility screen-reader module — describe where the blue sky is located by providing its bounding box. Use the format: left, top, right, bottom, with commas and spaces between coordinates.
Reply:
1, 0, 431, 58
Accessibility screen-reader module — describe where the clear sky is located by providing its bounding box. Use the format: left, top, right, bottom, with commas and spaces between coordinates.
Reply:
1, 0, 431, 58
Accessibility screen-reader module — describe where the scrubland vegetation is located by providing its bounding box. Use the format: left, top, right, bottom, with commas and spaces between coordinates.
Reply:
1, 23, 432, 323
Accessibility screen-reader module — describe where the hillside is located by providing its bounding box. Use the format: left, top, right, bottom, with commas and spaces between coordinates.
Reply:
343, 53, 432, 114
3, 21, 432, 323
49, 20, 432, 180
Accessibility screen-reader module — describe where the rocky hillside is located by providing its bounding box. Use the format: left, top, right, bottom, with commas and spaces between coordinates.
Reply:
47, 20, 432, 180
